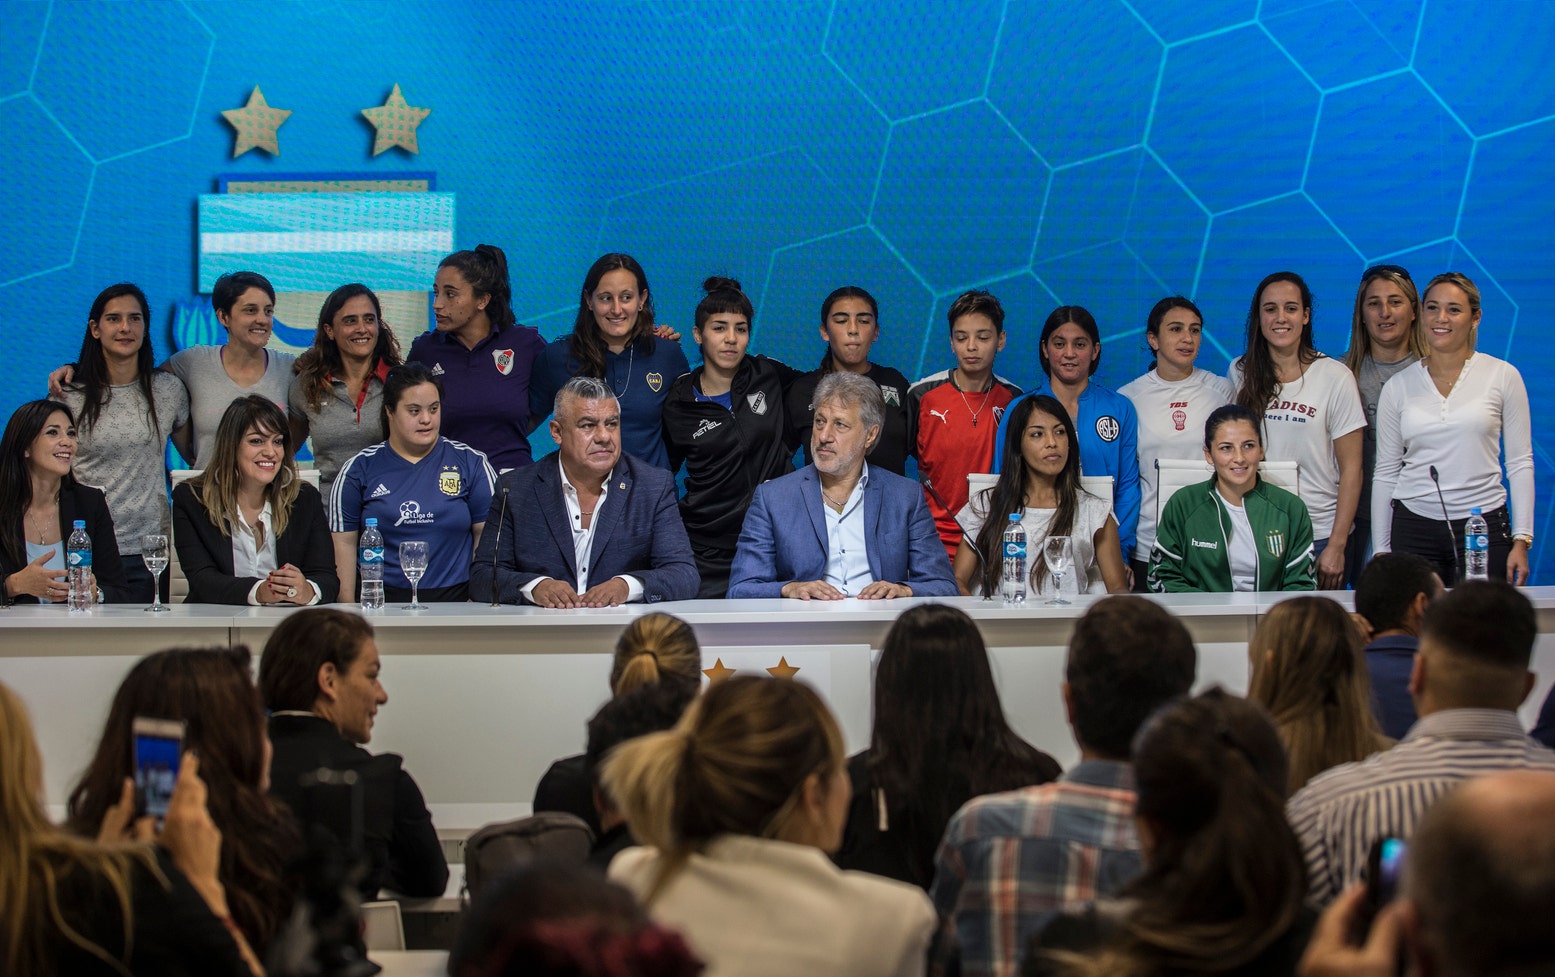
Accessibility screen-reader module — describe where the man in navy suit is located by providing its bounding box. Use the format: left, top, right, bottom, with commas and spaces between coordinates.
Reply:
728, 372, 957, 599
471, 376, 698, 606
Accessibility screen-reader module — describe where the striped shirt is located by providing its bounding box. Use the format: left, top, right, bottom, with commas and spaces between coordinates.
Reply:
1287, 708, 1555, 907
930, 760, 1142, 977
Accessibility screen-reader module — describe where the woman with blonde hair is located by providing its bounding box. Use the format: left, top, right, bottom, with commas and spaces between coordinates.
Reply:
1, 680, 261, 976
1247, 596, 1391, 793
604, 675, 935, 977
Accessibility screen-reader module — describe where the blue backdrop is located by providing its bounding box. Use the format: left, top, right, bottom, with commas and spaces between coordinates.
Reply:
1, 0, 1551, 579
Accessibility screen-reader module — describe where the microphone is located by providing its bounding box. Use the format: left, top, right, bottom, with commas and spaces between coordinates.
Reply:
489, 485, 509, 607
922, 478, 994, 600
1428, 466, 1461, 584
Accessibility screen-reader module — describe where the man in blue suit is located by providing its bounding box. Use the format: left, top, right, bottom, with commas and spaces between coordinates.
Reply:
728, 372, 957, 599
471, 376, 699, 606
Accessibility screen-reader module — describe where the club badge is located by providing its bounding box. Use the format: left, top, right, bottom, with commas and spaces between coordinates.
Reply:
647, 372, 663, 392
493, 348, 514, 375
1096, 415, 1120, 442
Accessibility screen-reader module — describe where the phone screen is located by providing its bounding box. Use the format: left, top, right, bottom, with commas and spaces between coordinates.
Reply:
134, 727, 182, 820
1373, 837, 1406, 905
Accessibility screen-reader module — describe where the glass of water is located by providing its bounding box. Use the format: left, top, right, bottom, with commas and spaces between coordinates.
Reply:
400, 540, 429, 610
140, 534, 170, 612
1043, 535, 1073, 606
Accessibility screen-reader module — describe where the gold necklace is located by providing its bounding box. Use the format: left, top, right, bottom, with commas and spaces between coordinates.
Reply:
28, 503, 57, 544
822, 489, 848, 511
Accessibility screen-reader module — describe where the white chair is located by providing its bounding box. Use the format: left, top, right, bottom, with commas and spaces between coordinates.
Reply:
1153, 458, 1299, 521
967, 472, 1115, 510
167, 467, 322, 602
359, 899, 407, 952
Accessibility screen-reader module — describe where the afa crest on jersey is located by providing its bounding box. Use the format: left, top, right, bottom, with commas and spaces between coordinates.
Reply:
439, 468, 462, 497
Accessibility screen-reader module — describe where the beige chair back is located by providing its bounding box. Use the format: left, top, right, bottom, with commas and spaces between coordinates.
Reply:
1153, 458, 1300, 521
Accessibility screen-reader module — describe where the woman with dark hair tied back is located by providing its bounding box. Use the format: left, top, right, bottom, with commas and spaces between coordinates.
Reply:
408, 244, 546, 471
663, 277, 804, 597
529, 253, 691, 471
1025, 689, 1315, 977
1229, 272, 1365, 590
55, 283, 192, 601
604, 675, 935, 977
784, 285, 915, 475
1246, 596, 1391, 793
288, 282, 404, 500
836, 604, 1059, 888
66, 647, 302, 960
0, 399, 133, 605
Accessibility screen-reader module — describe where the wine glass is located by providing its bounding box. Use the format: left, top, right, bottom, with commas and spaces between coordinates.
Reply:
140, 534, 170, 613
400, 541, 429, 610
1043, 536, 1073, 606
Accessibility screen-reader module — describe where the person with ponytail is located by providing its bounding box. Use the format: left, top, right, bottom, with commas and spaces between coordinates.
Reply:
533, 613, 703, 835
663, 277, 804, 597
604, 675, 935, 977
409, 244, 546, 471
529, 253, 691, 471
956, 394, 1128, 597
1024, 689, 1314, 977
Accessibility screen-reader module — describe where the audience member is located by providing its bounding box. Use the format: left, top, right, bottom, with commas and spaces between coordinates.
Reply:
65, 647, 302, 957
1287, 581, 1555, 907
931, 596, 1197, 977
604, 675, 935, 977
728, 371, 957, 599
1025, 689, 1313, 977
473, 376, 699, 606
1248, 596, 1392, 794
1352, 552, 1443, 738
258, 608, 448, 898
449, 860, 704, 977
837, 603, 1059, 888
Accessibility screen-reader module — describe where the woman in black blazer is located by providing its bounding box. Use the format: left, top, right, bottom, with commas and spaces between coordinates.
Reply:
172, 395, 337, 605
0, 400, 132, 605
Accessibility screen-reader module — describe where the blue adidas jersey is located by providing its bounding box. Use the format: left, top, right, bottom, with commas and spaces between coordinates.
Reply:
330, 437, 497, 589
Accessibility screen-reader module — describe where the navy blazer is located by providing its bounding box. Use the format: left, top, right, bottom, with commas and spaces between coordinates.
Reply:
470, 452, 699, 604
726, 464, 958, 599
172, 481, 340, 605
1, 479, 132, 604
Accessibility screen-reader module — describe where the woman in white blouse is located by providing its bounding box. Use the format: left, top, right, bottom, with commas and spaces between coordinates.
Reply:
1372, 272, 1532, 584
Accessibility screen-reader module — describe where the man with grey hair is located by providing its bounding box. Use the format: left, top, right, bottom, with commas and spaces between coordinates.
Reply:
471, 376, 698, 606
727, 371, 956, 598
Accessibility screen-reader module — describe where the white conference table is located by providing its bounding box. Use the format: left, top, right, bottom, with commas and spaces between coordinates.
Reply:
5, 592, 1554, 830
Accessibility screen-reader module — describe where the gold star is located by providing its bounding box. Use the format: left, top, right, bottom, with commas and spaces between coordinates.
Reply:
702, 658, 737, 683
221, 86, 291, 157
362, 83, 431, 155
766, 656, 800, 679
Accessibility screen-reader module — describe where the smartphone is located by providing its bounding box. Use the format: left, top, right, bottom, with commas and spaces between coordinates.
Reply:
1356, 835, 1408, 940
132, 717, 185, 821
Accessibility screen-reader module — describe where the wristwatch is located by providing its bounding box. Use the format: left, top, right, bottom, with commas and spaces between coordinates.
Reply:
1513, 534, 1533, 546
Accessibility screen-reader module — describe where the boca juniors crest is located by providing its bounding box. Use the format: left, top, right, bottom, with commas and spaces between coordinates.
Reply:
493, 348, 515, 376
439, 468, 462, 497
1265, 530, 1285, 558
647, 372, 663, 392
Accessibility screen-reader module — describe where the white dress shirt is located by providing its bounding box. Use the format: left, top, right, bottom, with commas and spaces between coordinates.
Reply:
521, 458, 644, 603
232, 503, 321, 606
822, 464, 875, 595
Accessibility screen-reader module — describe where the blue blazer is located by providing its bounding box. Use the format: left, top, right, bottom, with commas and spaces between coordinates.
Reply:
727, 464, 958, 599
470, 453, 699, 604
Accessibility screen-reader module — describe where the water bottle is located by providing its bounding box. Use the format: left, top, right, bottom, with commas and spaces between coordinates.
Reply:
1001, 512, 1027, 605
67, 520, 92, 612
1463, 508, 1489, 582
359, 518, 385, 609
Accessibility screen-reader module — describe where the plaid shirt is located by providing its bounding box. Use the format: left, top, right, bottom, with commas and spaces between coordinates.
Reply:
930, 760, 1142, 977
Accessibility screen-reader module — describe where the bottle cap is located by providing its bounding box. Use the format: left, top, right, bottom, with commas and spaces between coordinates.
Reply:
1008, 512, 1021, 522
72, 520, 86, 529
365, 517, 378, 526
1471, 507, 1482, 515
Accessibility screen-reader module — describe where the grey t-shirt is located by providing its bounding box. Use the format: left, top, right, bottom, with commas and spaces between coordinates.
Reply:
1356, 353, 1418, 521
60, 373, 190, 554
288, 372, 386, 501
164, 345, 295, 468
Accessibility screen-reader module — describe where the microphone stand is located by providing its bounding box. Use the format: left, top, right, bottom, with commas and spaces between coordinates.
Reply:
923, 479, 994, 600
1428, 466, 1462, 584
490, 485, 509, 607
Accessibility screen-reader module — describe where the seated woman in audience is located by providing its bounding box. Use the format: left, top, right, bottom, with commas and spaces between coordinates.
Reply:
1372, 271, 1533, 585
1246, 596, 1391, 793
529, 253, 691, 470
1229, 271, 1365, 590
994, 305, 1142, 563
288, 282, 403, 501
56, 283, 191, 602
534, 612, 703, 835
604, 675, 935, 977
329, 362, 494, 603
65, 647, 301, 959
0, 399, 132, 605
1024, 688, 1314, 977
957, 394, 1128, 598
836, 603, 1059, 888
664, 277, 803, 597
1149, 404, 1315, 593
785, 285, 915, 475
172, 395, 338, 605
1119, 296, 1235, 588
258, 607, 448, 897
1, 680, 262, 977
449, 860, 704, 977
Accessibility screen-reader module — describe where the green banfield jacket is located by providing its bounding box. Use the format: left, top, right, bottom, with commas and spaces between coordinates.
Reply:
1148, 476, 1315, 593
